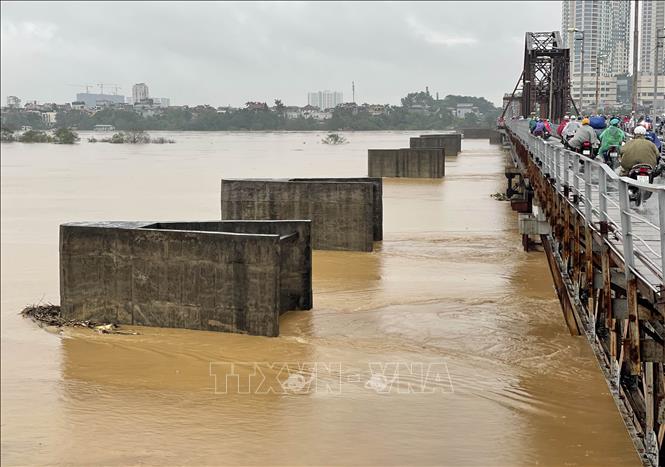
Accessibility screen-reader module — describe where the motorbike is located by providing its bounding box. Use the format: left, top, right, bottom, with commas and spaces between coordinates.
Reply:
578, 141, 593, 158
627, 164, 655, 207
605, 145, 619, 169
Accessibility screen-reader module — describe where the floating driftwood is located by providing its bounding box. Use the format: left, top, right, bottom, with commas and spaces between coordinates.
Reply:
490, 192, 509, 201
20, 304, 139, 335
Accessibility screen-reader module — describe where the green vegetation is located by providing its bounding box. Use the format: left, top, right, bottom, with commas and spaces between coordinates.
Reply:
1, 92, 501, 133
18, 130, 54, 143
88, 130, 175, 144
1, 127, 16, 142
1, 127, 80, 144
321, 133, 348, 145
54, 127, 80, 144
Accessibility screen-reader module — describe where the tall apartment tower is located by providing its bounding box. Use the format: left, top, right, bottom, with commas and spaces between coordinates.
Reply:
307, 90, 343, 110
640, 0, 665, 75
561, 0, 630, 110
132, 83, 150, 104
562, 0, 630, 76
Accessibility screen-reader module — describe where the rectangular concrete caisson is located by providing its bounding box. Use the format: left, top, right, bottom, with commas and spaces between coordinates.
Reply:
459, 128, 503, 144
60, 220, 312, 337
410, 133, 462, 157
221, 178, 382, 252
367, 148, 444, 178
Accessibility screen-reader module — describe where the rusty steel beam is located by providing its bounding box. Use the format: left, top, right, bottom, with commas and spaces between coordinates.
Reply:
506, 129, 663, 466
522, 32, 571, 121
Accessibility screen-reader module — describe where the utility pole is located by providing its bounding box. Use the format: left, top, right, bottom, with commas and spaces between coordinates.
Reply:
632, 0, 639, 113
595, 54, 604, 114
580, 32, 585, 115
568, 28, 585, 114
653, 28, 665, 115
352, 81, 355, 103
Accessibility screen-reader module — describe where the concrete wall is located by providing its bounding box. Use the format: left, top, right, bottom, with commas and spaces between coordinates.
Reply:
221, 178, 382, 252
489, 130, 503, 145
457, 128, 503, 144
410, 133, 462, 157
367, 148, 444, 178
60, 220, 312, 337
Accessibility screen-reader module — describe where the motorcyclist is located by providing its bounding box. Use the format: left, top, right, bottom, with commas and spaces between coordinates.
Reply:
561, 115, 581, 142
589, 115, 606, 138
528, 114, 538, 133
619, 125, 659, 175
543, 118, 552, 135
556, 116, 569, 138
568, 117, 599, 152
598, 118, 625, 161
532, 119, 545, 137
642, 123, 663, 152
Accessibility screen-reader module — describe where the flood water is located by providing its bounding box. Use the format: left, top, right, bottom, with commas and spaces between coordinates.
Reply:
1, 131, 639, 466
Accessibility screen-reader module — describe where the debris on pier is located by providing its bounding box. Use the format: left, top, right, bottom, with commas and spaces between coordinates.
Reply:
490, 192, 509, 201
20, 304, 139, 335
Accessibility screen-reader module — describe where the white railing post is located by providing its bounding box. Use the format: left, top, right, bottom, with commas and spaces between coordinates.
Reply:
584, 160, 592, 221
554, 148, 561, 192
563, 149, 570, 188
573, 155, 580, 199
599, 169, 608, 223
659, 190, 665, 281
618, 182, 635, 275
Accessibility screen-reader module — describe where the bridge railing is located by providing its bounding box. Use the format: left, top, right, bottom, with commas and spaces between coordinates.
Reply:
506, 120, 665, 288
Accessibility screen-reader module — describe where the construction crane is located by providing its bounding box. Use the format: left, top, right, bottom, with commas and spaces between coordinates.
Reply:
67, 84, 95, 93
97, 83, 121, 95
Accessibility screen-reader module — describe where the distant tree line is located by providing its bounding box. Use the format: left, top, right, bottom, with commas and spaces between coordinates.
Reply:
1, 92, 500, 132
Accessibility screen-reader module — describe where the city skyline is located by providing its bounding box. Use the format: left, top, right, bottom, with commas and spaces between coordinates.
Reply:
1, 1, 561, 107
640, 0, 665, 75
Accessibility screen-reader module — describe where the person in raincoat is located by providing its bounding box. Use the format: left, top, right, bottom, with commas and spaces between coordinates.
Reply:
620, 125, 659, 174
642, 123, 662, 153
598, 118, 625, 160
533, 119, 545, 137
556, 116, 569, 137
568, 117, 599, 151
562, 115, 581, 142
589, 115, 606, 137
528, 114, 538, 133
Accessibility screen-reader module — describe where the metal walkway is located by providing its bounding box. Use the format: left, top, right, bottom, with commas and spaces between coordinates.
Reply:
509, 120, 664, 293
505, 121, 665, 467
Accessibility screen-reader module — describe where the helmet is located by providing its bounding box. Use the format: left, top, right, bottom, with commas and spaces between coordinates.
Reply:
570, 115, 577, 120
634, 126, 647, 136
581, 118, 590, 125
609, 118, 620, 126
563, 115, 570, 120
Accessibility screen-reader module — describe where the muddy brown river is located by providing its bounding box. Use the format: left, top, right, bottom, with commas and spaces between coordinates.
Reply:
1, 132, 640, 465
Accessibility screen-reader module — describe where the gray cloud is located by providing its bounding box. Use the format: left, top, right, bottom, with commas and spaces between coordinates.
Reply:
1, 1, 560, 107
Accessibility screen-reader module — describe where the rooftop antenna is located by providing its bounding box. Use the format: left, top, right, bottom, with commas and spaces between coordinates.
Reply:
352, 81, 355, 103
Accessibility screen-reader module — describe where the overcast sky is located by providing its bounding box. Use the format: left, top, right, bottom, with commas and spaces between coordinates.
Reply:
1, 1, 560, 107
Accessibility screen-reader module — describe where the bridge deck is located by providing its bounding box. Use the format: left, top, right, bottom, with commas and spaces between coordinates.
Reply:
506, 121, 665, 466
510, 121, 664, 292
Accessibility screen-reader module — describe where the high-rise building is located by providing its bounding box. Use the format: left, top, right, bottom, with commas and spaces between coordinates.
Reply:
640, 0, 665, 76
307, 90, 343, 110
132, 83, 150, 104
6, 96, 21, 108
562, 0, 630, 110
